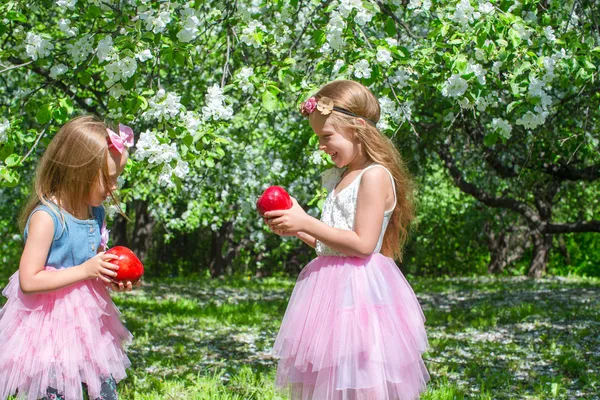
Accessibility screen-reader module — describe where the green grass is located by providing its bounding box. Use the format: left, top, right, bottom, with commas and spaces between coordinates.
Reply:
1, 275, 599, 399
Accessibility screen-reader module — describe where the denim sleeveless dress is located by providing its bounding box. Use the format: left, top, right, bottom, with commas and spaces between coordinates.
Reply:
23, 203, 105, 268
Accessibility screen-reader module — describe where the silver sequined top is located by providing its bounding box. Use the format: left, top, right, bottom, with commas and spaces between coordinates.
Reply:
315, 164, 397, 257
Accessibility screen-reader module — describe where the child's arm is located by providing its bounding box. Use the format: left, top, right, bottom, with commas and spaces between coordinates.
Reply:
296, 232, 317, 248
19, 211, 120, 294
266, 168, 391, 257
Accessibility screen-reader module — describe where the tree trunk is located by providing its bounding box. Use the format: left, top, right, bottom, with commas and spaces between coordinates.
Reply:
130, 200, 156, 263
485, 220, 530, 274
528, 232, 553, 278
209, 222, 232, 277
111, 214, 129, 248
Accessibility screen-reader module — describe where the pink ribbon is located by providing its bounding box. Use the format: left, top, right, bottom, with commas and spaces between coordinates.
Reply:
107, 124, 134, 154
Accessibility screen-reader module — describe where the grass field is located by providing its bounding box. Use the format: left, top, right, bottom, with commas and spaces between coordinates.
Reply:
1, 275, 599, 399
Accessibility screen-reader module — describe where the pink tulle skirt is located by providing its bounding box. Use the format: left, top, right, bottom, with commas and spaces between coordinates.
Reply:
273, 254, 429, 400
0, 269, 132, 400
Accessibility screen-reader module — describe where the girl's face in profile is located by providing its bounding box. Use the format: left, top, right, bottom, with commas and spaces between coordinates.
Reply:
310, 113, 361, 168
88, 150, 127, 207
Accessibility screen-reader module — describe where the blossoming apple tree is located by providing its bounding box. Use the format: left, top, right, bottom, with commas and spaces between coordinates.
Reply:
0, 0, 598, 276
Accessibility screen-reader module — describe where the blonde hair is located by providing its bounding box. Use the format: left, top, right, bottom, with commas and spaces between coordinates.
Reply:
19, 115, 118, 230
314, 80, 415, 261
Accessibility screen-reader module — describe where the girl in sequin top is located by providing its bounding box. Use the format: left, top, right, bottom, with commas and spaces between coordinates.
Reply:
265, 80, 429, 400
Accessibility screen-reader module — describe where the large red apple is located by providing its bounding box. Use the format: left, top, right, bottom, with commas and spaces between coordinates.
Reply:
256, 186, 293, 216
105, 246, 144, 282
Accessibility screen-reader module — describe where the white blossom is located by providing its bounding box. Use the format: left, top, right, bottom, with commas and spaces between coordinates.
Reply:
0, 119, 9, 143
202, 84, 233, 121
104, 56, 137, 87
25, 33, 54, 61
66, 34, 94, 64
466, 61, 487, 84
492, 118, 512, 139
58, 18, 78, 37
544, 26, 556, 42
237, 67, 254, 93
479, 1, 494, 14
109, 84, 127, 99
135, 130, 160, 161
174, 159, 190, 179
451, 0, 478, 27
241, 20, 266, 47
56, 0, 77, 9
385, 38, 398, 47
376, 48, 393, 66
492, 61, 503, 74
325, 11, 345, 50
353, 60, 372, 79
408, 0, 432, 12
516, 110, 548, 130
178, 13, 201, 43
143, 89, 184, 122
513, 23, 531, 41
442, 74, 468, 98
136, 49, 153, 62
50, 64, 68, 79
391, 68, 414, 89
96, 36, 114, 63
332, 59, 345, 75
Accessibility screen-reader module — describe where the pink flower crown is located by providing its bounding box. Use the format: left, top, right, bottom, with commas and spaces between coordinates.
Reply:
299, 96, 377, 126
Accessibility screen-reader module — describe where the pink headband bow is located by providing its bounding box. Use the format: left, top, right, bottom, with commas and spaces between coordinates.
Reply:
107, 124, 134, 154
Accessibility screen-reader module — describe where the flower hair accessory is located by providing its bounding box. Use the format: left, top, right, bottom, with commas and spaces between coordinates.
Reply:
300, 97, 317, 115
316, 97, 334, 115
299, 96, 377, 126
107, 124, 134, 154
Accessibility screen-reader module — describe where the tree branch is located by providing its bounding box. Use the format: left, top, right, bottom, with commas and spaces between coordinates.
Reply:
9, 57, 100, 115
545, 220, 600, 233
374, 0, 421, 40
436, 142, 543, 227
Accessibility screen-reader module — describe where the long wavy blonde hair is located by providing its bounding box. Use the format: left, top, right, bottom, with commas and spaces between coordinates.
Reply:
314, 80, 415, 261
19, 115, 117, 231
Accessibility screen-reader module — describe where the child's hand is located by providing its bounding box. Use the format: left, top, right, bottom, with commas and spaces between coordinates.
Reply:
81, 252, 119, 284
264, 198, 308, 235
108, 279, 140, 292
263, 218, 298, 237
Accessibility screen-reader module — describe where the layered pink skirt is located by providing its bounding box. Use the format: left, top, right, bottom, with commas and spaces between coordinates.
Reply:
0, 269, 132, 400
273, 254, 429, 400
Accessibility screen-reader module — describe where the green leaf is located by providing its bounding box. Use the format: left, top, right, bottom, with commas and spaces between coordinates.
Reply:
59, 98, 74, 114
0, 166, 19, 187
182, 135, 193, 147
484, 132, 498, 146
312, 30, 326, 46
205, 157, 215, 168
79, 72, 92, 86
398, 46, 411, 58
384, 19, 397, 37
441, 24, 449, 38
6, 11, 27, 22
507, 100, 522, 113
52, 107, 68, 124
136, 95, 148, 111
4, 153, 21, 167
267, 84, 281, 95
262, 90, 278, 112
36, 104, 53, 125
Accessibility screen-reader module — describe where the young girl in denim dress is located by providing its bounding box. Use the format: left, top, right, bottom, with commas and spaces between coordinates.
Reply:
0, 116, 137, 400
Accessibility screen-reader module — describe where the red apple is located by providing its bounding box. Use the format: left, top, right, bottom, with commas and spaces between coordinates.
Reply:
256, 186, 293, 216
105, 246, 144, 282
